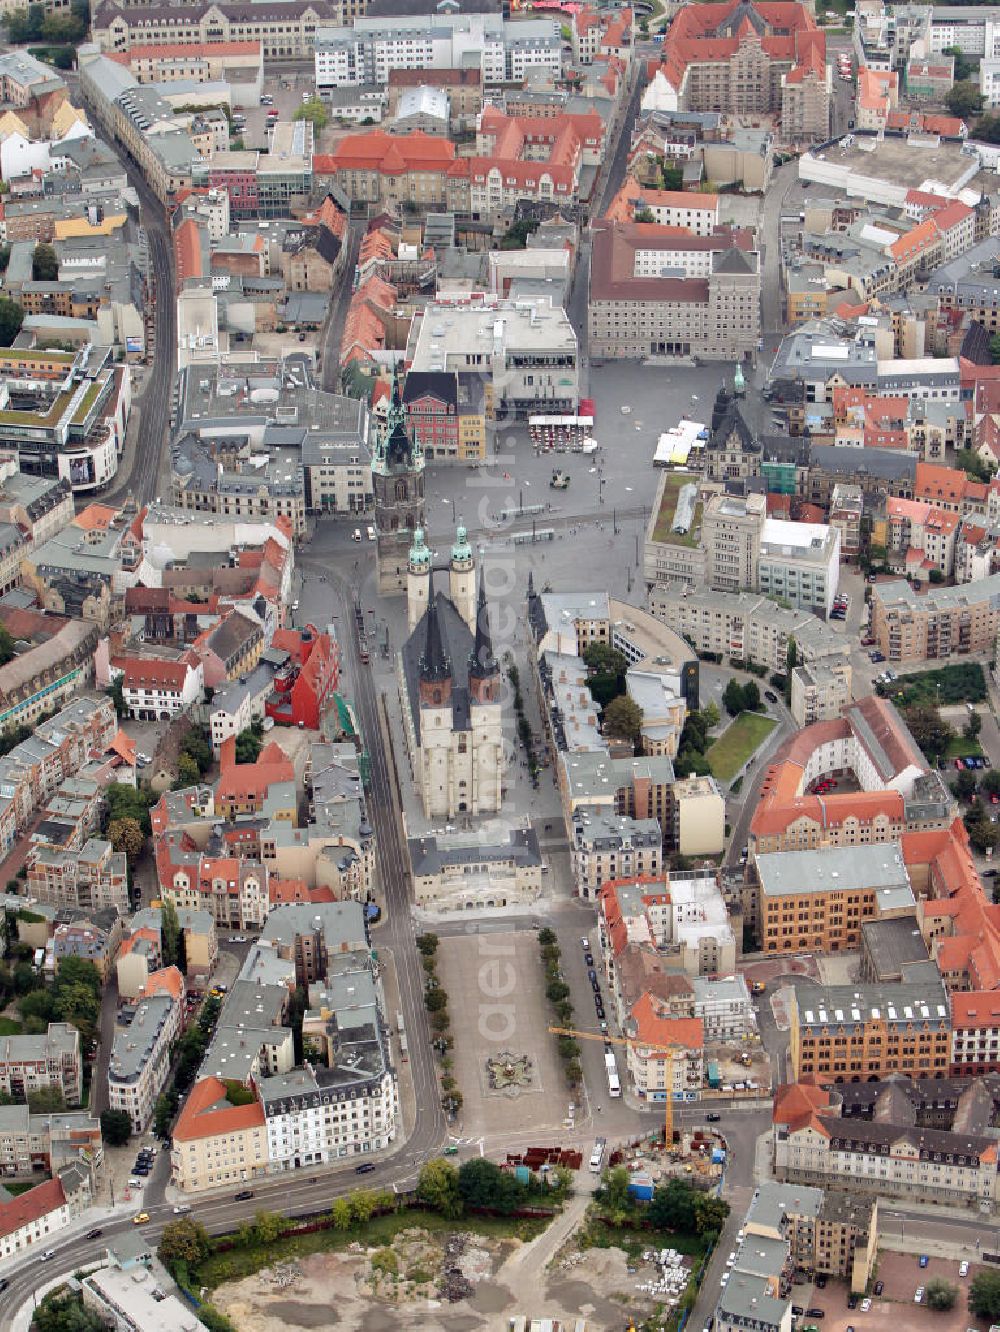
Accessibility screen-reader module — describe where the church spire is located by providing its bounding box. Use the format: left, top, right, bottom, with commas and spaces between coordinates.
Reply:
469, 567, 498, 702
419, 595, 450, 684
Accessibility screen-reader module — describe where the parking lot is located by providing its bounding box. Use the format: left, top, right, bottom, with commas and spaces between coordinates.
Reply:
787, 1253, 989, 1332
434, 930, 571, 1141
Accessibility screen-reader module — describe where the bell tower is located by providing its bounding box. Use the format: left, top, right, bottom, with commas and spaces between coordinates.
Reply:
407, 527, 431, 633
449, 524, 476, 635
372, 365, 425, 596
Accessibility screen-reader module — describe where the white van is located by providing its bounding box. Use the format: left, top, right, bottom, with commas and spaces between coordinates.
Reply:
367, 525, 376, 541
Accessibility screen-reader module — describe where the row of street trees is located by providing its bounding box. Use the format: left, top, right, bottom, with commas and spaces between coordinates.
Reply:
416, 934, 462, 1117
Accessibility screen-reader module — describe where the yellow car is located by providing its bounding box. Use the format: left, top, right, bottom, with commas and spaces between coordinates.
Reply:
133, 1212, 150, 1225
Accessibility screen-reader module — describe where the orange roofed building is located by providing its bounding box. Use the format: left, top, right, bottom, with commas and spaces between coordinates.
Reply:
314, 132, 469, 214
626, 993, 704, 1101
170, 1075, 268, 1193
651, 0, 830, 142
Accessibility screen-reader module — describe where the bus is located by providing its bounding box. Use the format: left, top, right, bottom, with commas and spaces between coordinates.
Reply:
589, 1137, 607, 1173
605, 1050, 621, 1098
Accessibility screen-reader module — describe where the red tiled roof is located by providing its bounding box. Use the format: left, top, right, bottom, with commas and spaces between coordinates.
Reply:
122, 657, 195, 689
173, 1075, 265, 1142
630, 993, 703, 1051
0, 1177, 65, 1240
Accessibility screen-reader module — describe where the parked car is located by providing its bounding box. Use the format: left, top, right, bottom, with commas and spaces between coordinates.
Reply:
805, 1309, 824, 1319
0, 1278, 8, 1291
705, 1112, 721, 1122
791, 1307, 804, 1316
815, 1276, 826, 1289
584, 952, 594, 966
86, 1228, 103, 1240
355, 1162, 376, 1174
919, 1255, 929, 1268
914, 1287, 924, 1304
860, 1298, 871, 1312
765, 690, 778, 703
960, 1261, 969, 1277
234, 1190, 254, 1201
873, 1281, 883, 1296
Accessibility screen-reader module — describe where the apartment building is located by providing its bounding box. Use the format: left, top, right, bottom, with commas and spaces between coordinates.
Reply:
599, 872, 737, 984
0, 1024, 81, 1107
789, 661, 853, 730
119, 654, 204, 721
588, 221, 761, 362
625, 997, 704, 1102
690, 974, 754, 1043
788, 979, 952, 1083
0, 1105, 102, 1179
402, 370, 487, 463
92, 0, 340, 59
871, 573, 1000, 662
0, 1175, 72, 1262
702, 492, 767, 593
315, 14, 559, 88
671, 776, 726, 857
757, 519, 840, 616
26, 838, 128, 914
107, 978, 182, 1131
773, 1077, 1000, 1209
571, 812, 663, 898
170, 1075, 268, 1192
756, 843, 916, 955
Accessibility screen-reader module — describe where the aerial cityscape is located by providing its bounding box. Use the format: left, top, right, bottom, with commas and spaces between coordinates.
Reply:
0, 0, 1000, 1328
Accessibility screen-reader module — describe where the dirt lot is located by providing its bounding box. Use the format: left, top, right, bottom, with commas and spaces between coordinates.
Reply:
434, 931, 571, 1141
791, 1255, 988, 1332
212, 1220, 671, 1331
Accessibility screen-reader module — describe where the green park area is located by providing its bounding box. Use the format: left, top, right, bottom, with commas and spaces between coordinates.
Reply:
707, 713, 777, 783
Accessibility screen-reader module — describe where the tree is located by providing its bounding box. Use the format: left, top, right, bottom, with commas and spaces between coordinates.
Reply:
742, 681, 761, 713
28, 1086, 65, 1113
349, 1188, 377, 1223
993, 333, 1000, 366
457, 1157, 524, 1213
970, 1269, 1000, 1319
30, 1289, 107, 1332
634, 207, 655, 223
723, 679, 745, 717
702, 701, 720, 728
694, 1193, 730, 1236
31, 243, 58, 282
954, 768, 979, 802
104, 782, 155, 835
253, 1210, 286, 1243
176, 752, 200, 788
903, 704, 954, 764
925, 1277, 957, 1311
416, 1158, 462, 1218
153, 1091, 176, 1138
100, 1107, 132, 1146
600, 1165, 632, 1223
294, 96, 328, 130
648, 1178, 699, 1233
965, 710, 983, 741
537, 926, 556, 947
416, 933, 439, 956
108, 816, 144, 860
603, 695, 643, 744
329, 1196, 353, 1230
161, 898, 181, 968
234, 723, 263, 765
676, 747, 712, 778
0, 297, 24, 348
425, 987, 447, 1012
158, 1216, 211, 1269
946, 81, 983, 119
545, 978, 570, 1004
180, 727, 212, 775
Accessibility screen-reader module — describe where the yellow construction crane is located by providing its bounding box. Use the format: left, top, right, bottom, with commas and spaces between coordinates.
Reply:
548, 1025, 680, 1149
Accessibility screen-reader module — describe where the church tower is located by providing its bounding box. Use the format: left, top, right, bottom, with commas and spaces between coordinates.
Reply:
449, 524, 476, 635
407, 527, 431, 633
372, 366, 425, 596
468, 567, 500, 704
418, 596, 451, 709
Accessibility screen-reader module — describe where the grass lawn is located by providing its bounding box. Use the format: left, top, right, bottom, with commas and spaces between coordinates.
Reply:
194, 1208, 555, 1290
3, 1179, 43, 1196
944, 735, 984, 761
651, 471, 702, 547
707, 713, 777, 783
889, 662, 986, 709
0, 1018, 21, 1036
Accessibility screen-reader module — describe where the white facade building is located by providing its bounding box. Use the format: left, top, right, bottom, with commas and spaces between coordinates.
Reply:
260, 1064, 399, 1171
757, 519, 841, 616
107, 991, 180, 1132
